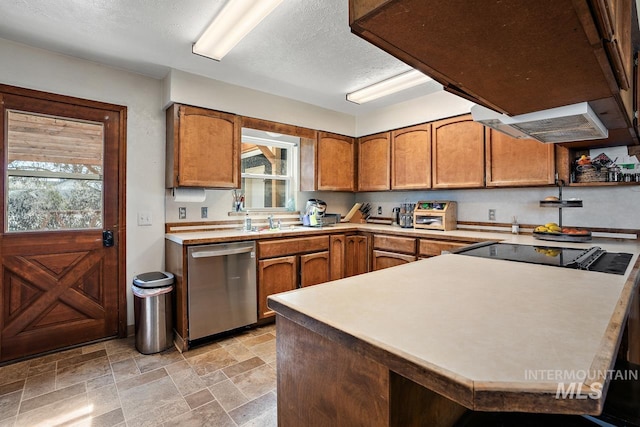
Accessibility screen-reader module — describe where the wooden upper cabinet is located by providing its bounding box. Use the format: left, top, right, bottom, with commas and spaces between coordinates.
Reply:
358, 132, 390, 191
391, 123, 431, 190
485, 130, 555, 187
432, 115, 485, 188
315, 132, 356, 191
166, 103, 240, 188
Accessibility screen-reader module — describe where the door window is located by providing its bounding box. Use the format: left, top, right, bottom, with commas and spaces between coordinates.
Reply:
5, 110, 104, 232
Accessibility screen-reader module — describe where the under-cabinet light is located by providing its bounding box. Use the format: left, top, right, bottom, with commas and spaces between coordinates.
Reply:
193, 0, 283, 61
346, 69, 433, 104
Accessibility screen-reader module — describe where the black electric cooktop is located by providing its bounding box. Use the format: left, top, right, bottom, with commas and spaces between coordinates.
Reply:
454, 242, 633, 275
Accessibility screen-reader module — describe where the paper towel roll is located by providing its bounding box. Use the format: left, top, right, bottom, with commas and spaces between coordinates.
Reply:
172, 187, 206, 203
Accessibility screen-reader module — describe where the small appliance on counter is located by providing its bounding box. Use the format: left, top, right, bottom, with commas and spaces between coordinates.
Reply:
398, 203, 415, 228
302, 198, 339, 227
413, 201, 457, 231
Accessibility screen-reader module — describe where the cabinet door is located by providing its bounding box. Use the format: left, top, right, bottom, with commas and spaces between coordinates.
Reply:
258, 255, 297, 319
358, 132, 390, 191
346, 235, 369, 277
372, 250, 416, 271
167, 104, 240, 188
485, 130, 555, 187
432, 115, 485, 188
330, 234, 346, 280
317, 132, 355, 191
300, 251, 330, 288
391, 123, 431, 189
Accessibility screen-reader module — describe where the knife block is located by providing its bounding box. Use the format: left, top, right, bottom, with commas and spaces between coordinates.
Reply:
347, 210, 366, 223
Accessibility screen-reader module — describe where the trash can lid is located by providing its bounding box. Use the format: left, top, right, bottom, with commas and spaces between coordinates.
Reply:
133, 271, 174, 288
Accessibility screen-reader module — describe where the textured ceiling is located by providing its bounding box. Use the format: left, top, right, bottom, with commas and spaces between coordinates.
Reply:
0, 0, 444, 115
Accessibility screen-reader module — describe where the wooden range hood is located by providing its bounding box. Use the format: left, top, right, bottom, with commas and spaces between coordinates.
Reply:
349, 0, 640, 149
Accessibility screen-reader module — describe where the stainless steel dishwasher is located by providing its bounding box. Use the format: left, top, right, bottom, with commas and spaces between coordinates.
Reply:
187, 241, 257, 341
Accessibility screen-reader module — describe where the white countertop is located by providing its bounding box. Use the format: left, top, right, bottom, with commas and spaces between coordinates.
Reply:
267, 238, 640, 413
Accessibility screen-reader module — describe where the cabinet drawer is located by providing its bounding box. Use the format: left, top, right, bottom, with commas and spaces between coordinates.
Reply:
373, 235, 416, 254
372, 250, 417, 271
258, 236, 329, 259
419, 239, 474, 257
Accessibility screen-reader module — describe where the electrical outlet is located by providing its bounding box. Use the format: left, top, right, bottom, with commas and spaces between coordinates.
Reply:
178, 207, 186, 220
201, 207, 208, 219
488, 209, 496, 221
137, 211, 152, 226
377, 206, 382, 215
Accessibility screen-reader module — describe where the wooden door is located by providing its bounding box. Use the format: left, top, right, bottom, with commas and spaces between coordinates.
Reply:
358, 132, 390, 191
317, 132, 355, 191
392, 124, 431, 189
0, 86, 125, 362
166, 104, 240, 188
300, 251, 330, 288
372, 250, 416, 271
258, 255, 297, 319
329, 235, 346, 280
432, 115, 485, 188
345, 235, 369, 277
485, 130, 555, 187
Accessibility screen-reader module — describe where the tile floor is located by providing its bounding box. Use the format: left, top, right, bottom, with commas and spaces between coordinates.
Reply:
0, 323, 278, 426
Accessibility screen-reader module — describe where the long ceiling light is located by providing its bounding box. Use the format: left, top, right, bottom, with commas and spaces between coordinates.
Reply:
193, 0, 283, 61
346, 69, 433, 104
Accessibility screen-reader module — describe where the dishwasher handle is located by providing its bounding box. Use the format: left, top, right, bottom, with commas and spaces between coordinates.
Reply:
191, 246, 254, 258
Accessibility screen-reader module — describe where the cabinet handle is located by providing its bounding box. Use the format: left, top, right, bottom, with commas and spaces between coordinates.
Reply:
191, 247, 254, 258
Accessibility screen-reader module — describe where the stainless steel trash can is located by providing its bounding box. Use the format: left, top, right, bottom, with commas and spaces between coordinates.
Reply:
133, 271, 174, 354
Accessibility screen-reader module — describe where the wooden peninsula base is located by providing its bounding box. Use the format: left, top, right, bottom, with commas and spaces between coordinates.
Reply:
276, 315, 467, 427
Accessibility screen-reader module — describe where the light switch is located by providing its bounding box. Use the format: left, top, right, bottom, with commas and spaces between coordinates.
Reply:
137, 211, 152, 226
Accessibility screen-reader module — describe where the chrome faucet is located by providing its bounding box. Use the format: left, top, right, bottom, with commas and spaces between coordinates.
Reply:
267, 215, 274, 230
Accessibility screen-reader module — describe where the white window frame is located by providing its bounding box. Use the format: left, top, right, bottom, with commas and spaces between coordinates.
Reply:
240, 134, 298, 213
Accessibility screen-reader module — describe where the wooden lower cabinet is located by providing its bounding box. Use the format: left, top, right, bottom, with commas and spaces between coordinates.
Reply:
345, 235, 369, 277
300, 251, 330, 287
258, 255, 297, 319
330, 235, 346, 280
372, 250, 417, 271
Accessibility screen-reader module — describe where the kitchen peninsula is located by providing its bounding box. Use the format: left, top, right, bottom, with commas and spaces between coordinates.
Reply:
267, 237, 640, 426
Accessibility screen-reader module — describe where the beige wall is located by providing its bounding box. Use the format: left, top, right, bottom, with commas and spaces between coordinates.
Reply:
0, 38, 166, 326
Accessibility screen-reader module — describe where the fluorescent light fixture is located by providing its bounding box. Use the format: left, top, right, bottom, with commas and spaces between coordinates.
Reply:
193, 0, 283, 61
346, 69, 433, 104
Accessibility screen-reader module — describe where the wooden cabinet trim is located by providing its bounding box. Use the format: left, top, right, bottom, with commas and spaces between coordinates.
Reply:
241, 116, 317, 140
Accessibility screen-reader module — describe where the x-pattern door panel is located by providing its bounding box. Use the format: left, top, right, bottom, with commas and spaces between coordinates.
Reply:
0, 86, 124, 362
